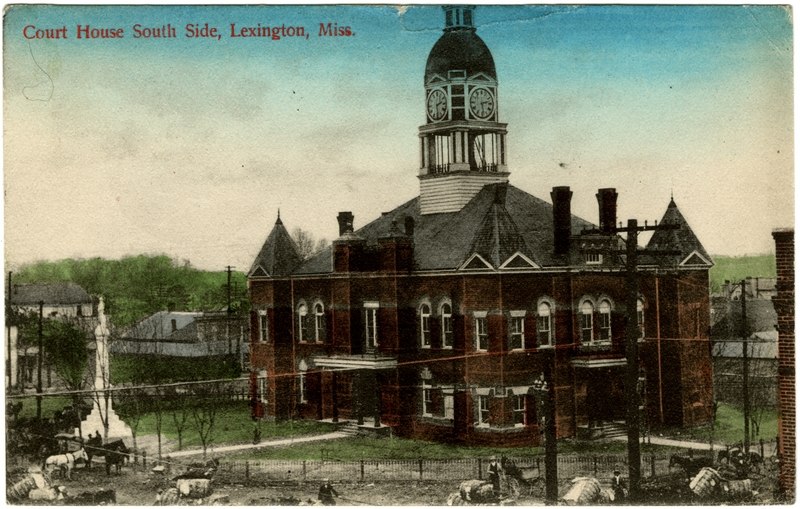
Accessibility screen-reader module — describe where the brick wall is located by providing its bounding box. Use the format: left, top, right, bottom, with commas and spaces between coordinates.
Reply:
772, 228, 794, 500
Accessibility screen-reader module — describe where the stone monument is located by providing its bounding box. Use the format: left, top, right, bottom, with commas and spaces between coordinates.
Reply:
80, 296, 132, 441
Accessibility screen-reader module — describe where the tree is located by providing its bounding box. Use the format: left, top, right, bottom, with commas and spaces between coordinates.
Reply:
291, 228, 329, 260
41, 319, 90, 402
189, 382, 228, 459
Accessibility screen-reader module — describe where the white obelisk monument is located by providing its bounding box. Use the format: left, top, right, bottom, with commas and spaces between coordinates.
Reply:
81, 297, 132, 441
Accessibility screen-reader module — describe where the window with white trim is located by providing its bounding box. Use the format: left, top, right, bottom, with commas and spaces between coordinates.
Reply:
474, 313, 488, 351
421, 381, 433, 417
513, 394, 527, 426
476, 394, 490, 426
258, 310, 269, 343
364, 302, 379, 349
258, 369, 268, 404
580, 301, 594, 343
637, 298, 645, 339
598, 299, 612, 341
444, 393, 455, 419
537, 302, 553, 346
441, 302, 454, 349
509, 311, 525, 350
420, 303, 432, 348
297, 303, 308, 343
314, 302, 325, 343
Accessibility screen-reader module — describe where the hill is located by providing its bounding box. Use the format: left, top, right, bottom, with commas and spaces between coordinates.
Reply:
709, 254, 776, 293
9, 255, 248, 327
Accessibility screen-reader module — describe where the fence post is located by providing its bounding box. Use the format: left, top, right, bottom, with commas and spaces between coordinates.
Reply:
418, 458, 424, 480
142, 450, 147, 470
245, 460, 250, 481
133, 448, 139, 465
303, 460, 307, 480
165, 455, 170, 475
593, 456, 597, 476
760, 438, 764, 458
478, 458, 483, 480
536, 457, 540, 475
650, 454, 655, 478
360, 460, 365, 481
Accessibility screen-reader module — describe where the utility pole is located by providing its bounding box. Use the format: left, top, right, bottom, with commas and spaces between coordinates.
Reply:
226, 265, 234, 315
36, 300, 44, 420
543, 349, 557, 503
609, 218, 679, 501
6, 271, 11, 389
741, 280, 750, 453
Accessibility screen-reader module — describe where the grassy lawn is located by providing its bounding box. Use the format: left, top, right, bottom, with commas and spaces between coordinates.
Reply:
655, 402, 778, 446
128, 402, 335, 449
230, 433, 676, 461
14, 395, 73, 419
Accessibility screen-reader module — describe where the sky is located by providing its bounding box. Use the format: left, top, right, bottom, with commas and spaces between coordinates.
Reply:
3, 5, 794, 271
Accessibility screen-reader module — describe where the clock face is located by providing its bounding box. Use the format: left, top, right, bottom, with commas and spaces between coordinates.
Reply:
427, 89, 447, 121
469, 87, 495, 119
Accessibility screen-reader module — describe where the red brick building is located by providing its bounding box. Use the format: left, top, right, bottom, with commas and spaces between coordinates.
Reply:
772, 228, 794, 499
247, 6, 714, 446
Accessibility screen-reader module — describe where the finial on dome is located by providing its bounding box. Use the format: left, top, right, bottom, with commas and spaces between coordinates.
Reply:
276, 208, 282, 225
443, 5, 475, 31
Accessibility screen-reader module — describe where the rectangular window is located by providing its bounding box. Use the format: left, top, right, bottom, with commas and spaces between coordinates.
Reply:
537, 314, 552, 346
444, 394, 454, 419
510, 315, 524, 350
599, 311, 611, 341
513, 395, 527, 426
580, 312, 593, 343
477, 395, 490, 426
475, 316, 488, 351
258, 370, 268, 404
422, 383, 432, 417
364, 303, 379, 349
259, 311, 269, 343
298, 372, 307, 404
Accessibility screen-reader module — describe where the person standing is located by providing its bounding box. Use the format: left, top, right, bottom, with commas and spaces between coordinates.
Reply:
487, 456, 503, 497
318, 478, 339, 505
611, 469, 626, 503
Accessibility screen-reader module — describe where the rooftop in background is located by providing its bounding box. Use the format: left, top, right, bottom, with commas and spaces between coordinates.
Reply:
9, 282, 92, 306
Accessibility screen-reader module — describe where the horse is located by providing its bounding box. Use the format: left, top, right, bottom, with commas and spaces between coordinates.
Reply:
43, 448, 88, 480
718, 448, 762, 466
103, 439, 130, 475
668, 454, 714, 479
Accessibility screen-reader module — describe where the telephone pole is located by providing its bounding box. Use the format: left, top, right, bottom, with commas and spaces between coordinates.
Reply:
36, 300, 44, 420
226, 265, 234, 315
610, 218, 679, 500
741, 279, 750, 453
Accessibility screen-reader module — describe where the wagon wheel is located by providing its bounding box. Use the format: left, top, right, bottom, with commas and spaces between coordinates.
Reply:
503, 476, 520, 500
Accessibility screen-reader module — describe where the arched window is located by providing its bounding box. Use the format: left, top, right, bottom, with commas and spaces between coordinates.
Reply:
537, 301, 553, 346
637, 299, 645, 339
419, 303, 432, 348
580, 300, 594, 343
598, 299, 612, 341
440, 302, 454, 349
297, 303, 309, 343
314, 302, 325, 343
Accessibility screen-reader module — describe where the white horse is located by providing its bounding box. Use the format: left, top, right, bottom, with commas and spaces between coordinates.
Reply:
44, 448, 88, 480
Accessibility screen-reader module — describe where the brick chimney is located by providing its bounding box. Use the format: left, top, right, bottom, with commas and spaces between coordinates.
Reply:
551, 186, 572, 255
337, 211, 354, 236
379, 220, 414, 273
596, 188, 618, 234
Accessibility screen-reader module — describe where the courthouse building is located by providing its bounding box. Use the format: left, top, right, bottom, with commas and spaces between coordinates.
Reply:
247, 6, 714, 445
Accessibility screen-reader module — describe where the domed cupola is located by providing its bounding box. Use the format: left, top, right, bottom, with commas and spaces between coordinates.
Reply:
418, 6, 509, 215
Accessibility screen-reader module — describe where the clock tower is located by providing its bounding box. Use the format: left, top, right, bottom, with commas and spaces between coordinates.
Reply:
419, 5, 509, 215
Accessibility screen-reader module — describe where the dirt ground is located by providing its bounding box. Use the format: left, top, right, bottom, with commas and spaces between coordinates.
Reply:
8, 464, 546, 506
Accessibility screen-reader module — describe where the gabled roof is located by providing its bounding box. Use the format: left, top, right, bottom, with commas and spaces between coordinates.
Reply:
294, 183, 596, 274
10, 282, 92, 306
122, 311, 201, 341
645, 198, 712, 267
248, 214, 303, 277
